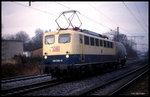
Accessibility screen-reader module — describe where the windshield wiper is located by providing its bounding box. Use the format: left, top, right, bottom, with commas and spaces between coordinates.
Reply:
63, 40, 69, 43
47, 41, 50, 44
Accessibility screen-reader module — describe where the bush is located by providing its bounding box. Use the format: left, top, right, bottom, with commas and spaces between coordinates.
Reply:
2, 55, 42, 78
13, 55, 42, 64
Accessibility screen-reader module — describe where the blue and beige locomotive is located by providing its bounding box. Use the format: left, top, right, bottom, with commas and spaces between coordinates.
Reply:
42, 10, 127, 77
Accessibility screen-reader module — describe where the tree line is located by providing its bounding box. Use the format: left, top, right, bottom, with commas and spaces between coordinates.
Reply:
2, 28, 44, 51
112, 33, 137, 58
2, 28, 138, 58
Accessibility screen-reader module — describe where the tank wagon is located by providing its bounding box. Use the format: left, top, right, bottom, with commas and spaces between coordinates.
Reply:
42, 10, 127, 77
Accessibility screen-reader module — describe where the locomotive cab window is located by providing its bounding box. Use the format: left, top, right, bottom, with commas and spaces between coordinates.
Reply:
45, 35, 55, 44
59, 34, 70, 43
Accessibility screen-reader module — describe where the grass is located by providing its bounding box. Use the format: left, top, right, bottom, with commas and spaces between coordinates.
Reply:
1, 56, 42, 79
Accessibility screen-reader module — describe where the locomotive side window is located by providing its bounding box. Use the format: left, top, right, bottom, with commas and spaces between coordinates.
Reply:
110, 42, 113, 48
45, 35, 55, 44
100, 39, 103, 46
107, 41, 110, 48
84, 36, 89, 45
104, 40, 107, 47
95, 38, 99, 46
90, 37, 94, 46
80, 35, 83, 43
59, 34, 70, 43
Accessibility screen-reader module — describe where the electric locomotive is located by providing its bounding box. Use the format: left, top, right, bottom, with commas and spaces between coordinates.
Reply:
42, 10, 127, 77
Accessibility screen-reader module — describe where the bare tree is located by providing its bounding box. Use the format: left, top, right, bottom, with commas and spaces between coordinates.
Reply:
31, 28, 44, 50
4, 34, 16, 40
24, 28, 44, 51
113, 33, 137, 58
16, 31, 30, 43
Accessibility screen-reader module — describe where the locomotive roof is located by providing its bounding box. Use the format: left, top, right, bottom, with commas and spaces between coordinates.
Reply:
81, 29, 104, 38
44, 29, 112, 41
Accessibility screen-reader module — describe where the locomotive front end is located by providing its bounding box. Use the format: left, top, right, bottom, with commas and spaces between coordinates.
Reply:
42, 30, 76, 76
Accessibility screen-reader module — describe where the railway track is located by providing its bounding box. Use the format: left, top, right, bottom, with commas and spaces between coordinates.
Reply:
2, 80, 63, 96
1, 59, 148, 96
2, 74, 50, 83
80, 64, 148, 96
109, 69, 148, 96
1, 74, 63, 96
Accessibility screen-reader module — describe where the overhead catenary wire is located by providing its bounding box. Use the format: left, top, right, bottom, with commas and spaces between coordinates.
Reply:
13, 2, 57, 17
80, 13, 112, 30
56, 2, 143, 36
38, 2, 147, 35
55, 2, 107, 32
55, 2, 113, 31
13, 2, 148, 36
122, 2, 147, 33
88, 3, 116, 25
14, 2, 106, 32
55, 2, 71, 10
88, 3, 132, 34
13, 2, 123, 33
134, 3, 148, 27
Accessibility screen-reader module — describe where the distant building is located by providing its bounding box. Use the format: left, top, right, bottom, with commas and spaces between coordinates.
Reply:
2, 40, 23, 59
23, 51, 31, 57
30, 48, 42, 57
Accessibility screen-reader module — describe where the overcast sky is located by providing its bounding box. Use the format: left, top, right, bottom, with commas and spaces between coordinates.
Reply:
1, 1, 149, 52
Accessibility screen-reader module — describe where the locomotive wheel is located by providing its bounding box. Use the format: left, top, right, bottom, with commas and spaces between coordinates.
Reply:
121, 60, 126, 68
114, 62, 118, 70
70, 69, 81, 79
44, 67, 50, 74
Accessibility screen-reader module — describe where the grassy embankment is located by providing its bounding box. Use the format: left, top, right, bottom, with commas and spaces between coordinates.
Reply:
2, 56, 42, 79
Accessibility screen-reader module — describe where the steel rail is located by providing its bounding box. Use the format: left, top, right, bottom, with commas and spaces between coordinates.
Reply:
109, 68, 148, 95
79, 64, 148, 96
1, 78, 62, 96
2, 74, 50, 83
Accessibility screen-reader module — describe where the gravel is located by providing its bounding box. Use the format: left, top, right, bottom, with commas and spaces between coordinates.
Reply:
2, 75, 52, 90
120, 73, 149, 96
90, 67, 147, 96
23, 63, 142, 96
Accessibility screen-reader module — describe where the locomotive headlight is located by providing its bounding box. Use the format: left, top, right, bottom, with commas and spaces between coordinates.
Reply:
66, 51, 69, 58
66, 54, 69, 58
44, 55, 47, 59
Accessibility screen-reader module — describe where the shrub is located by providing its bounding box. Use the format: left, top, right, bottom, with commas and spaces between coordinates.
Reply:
2, 55, 42, 78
